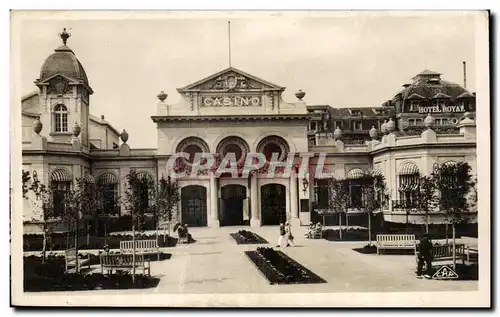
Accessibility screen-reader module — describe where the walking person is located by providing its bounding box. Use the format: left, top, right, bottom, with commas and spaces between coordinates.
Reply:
276, 223, 286, 247
416, 233, 433, 279
285, 222, 295, 247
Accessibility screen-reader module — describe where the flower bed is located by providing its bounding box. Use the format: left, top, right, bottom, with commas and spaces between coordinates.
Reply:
24, 255, 160, 292
245, 247, 326, 285
230, 230, 268, 245
23, 233, 176, 252
323, 228, 374, 242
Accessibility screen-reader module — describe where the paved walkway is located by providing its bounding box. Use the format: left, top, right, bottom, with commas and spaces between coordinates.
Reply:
29, 226, 478, 294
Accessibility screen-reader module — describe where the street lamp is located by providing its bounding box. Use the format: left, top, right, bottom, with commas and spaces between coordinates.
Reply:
302, 177, 309, 194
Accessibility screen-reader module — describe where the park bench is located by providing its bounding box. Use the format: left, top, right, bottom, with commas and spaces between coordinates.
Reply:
376, 234, 416, 255
305, 225, 323, 239
415, 243, 468, 266
100, 253, 151, 276
64, 247, 91, 273
120, 239, 160, 261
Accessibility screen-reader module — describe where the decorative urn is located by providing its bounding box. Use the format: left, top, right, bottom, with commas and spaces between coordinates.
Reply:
72, 122, 81, 137
120, 129, 129, 143
33, 118, 43, 135
386, 118, 396, 133
369, 126, 378, 139
295, 89, 306, 101
380, 120, 388, 135
157, 90, 168, 102
424, 114, 435, 129
333, 126, 342, 140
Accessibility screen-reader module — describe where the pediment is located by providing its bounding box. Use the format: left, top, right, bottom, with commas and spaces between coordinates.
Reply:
177, 67, 285, 93
35, 73, 94, 95
35, 73, 81, 86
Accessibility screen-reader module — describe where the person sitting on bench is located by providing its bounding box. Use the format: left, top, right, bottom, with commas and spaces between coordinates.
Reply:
417, 233, 433, 279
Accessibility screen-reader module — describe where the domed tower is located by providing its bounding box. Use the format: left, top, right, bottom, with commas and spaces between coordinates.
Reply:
34, 28, 93, 146
390, 68, 475, 134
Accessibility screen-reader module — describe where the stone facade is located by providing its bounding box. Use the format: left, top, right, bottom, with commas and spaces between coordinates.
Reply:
20, 31, 478, 232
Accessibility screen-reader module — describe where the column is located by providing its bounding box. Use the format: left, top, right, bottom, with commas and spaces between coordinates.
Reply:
250, 171, 260, 227
290, 169, 300, 227
210, 171, 219, 227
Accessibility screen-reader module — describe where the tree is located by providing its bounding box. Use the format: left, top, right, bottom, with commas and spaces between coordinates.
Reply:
432, 162, 474, 270
151, 175, 180, 246
327, 178, 350, 240
124, 169, 155, 283
95, 183, 121, 245
360, 174, 387, 246
60, 178, 96, 272
23, 170, 57, 263
416, 175, 437, 234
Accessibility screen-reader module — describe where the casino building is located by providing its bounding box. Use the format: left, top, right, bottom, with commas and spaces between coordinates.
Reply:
21, 30, 478, 232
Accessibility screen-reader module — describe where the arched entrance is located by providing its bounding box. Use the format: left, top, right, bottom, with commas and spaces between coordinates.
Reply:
220, 184, 248, 226
181, 185, 207, 227
260, 184, 287, 226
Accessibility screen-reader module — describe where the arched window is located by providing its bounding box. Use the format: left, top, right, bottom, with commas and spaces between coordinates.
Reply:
397, 162, 420, 208
346, 168, 365, 208
54, 104, 68, 132
98, 172, 119, 215
50, 169, 72, 217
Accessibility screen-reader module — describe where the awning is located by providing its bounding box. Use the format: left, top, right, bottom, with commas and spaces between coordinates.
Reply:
50, 169, 72, 182
314, 168, 333, 179
346, 168, 365, 180
137, 171, 153, 182
442, 161, 457, 167
83, 173, 95, 184
371, 169, 383, 176
398, 162, 420, 176
398, 182, 408, 192
409, 182, 420, 191
98, 172, 118, 186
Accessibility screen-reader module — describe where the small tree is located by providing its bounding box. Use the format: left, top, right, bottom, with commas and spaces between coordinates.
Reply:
417, 175, 437, 234
61, 178, 95, 272
23, 170, 56, 263
360, 174, 387, 246
152, 175, 180, 246
432, 162, 474, 269
327, 178, 350, 240
95, 183, 121, 245
124, 169, 155, 283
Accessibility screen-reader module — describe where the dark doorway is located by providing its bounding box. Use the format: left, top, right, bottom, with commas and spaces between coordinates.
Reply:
220, 184, 247, 226
260, 184, 287, 226
181, 185, 208, 227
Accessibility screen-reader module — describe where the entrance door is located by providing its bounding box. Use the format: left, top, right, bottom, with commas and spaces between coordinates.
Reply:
220, 184, 247, 226
260, 184, 287, 225
181, 185, 207, 227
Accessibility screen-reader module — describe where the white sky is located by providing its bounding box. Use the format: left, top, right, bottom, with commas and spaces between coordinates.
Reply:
19, 12, 478, 148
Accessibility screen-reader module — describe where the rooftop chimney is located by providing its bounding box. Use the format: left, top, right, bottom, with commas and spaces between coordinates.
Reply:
101, 115, 105, 120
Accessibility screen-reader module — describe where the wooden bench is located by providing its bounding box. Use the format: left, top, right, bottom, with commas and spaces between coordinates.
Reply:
305, 227, 323, 239
415, 243, 468, 266
64, 247, 91, 273
120, 239, 160, 261
376, 234, 416, 255
100, 253, 151, 276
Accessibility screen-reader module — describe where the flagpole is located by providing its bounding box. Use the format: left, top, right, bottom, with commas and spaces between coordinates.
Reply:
228, 21, 232, 67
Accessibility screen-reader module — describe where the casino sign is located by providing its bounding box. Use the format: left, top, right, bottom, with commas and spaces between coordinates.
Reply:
201, 96, 261, 107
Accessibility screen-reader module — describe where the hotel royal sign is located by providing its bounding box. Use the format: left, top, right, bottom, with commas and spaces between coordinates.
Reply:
201, 95, 262, 107
418, 104, 466, 114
